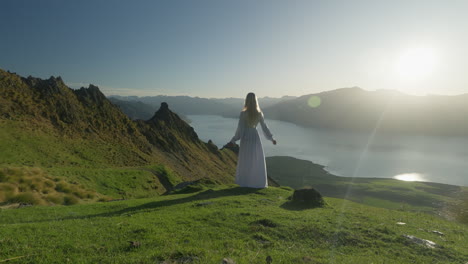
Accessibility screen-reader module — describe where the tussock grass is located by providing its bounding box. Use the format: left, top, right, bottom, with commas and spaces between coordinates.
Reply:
0, 167, 106, 206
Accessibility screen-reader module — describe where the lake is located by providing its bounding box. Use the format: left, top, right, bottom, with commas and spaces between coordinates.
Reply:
188, 115, 468, 187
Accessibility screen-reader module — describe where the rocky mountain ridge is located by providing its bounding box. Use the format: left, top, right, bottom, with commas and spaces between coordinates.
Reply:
0, 69, 237, 185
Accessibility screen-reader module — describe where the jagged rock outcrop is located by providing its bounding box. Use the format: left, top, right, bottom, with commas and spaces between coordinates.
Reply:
136, 103, 198, 152
206, 140, 219, 154
74, 84, 107, 107
146, 102, 199, 142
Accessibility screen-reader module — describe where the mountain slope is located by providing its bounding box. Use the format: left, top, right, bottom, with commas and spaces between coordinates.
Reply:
0, 69, 237, 203
263, 87, 468, 137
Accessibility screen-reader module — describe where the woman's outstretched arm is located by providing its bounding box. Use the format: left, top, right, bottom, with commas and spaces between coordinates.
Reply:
259, 113, 276, 144
230, 112, 245, 143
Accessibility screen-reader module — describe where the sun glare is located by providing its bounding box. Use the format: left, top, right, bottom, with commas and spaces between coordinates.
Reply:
393, 173, 426, 182
395, 47, 437, 82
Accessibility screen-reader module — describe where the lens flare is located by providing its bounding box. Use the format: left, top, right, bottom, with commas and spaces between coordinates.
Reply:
307, 96, 321, 108
393, 173, 426, 182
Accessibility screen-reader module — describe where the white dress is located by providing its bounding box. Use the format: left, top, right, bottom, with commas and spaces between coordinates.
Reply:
230, 111, 274, 188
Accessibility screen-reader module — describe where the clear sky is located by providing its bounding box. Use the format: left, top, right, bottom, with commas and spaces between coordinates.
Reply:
1, 0, 468, 98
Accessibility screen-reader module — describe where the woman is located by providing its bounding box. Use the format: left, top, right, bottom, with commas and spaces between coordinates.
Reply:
228, 93, 277, 188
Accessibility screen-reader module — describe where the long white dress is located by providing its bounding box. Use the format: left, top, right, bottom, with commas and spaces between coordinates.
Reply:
230, 111, 274, 188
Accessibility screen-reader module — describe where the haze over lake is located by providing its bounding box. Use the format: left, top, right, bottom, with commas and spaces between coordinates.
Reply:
188, 115, 468, 187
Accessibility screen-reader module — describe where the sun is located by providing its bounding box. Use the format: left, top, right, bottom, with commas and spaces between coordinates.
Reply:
395, 46, 437, 82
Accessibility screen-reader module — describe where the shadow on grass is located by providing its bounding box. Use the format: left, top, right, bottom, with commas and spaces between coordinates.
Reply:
16, 187, 261, 224
99, 187, 260, 217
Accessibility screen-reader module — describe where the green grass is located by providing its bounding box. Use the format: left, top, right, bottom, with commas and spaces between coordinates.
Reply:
0, 165, 173, 205
267, 156, 468, 219
0, 120, 150, 168
0, 114, 237, 201
0, 117, 235, 205
0, 167, 104, 206
46, 167, 166, 199
0, 186, 466, 263
144, 164, 183, 187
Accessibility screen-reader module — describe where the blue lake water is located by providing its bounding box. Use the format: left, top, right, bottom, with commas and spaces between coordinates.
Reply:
188, 115, 468, 187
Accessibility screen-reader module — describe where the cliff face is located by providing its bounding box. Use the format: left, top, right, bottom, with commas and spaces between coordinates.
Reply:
0, 69, 237, 183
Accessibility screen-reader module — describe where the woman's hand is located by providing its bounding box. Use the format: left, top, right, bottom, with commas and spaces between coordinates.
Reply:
272, 140, 277, 145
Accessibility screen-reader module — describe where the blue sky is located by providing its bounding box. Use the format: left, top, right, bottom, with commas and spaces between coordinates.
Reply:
1, 0, 468, 98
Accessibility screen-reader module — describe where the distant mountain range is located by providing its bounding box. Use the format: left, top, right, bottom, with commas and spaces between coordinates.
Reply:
111, 88, 468, 137
109, 95, 297, 120
263, 87, 468, 137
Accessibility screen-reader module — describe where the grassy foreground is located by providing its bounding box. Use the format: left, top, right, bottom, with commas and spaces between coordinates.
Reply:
1, 186, 467, 263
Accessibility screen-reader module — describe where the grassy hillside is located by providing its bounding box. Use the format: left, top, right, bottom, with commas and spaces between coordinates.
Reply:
1, 186, 467, 263
266, 156, 468, 223
0, 69, 237, 205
